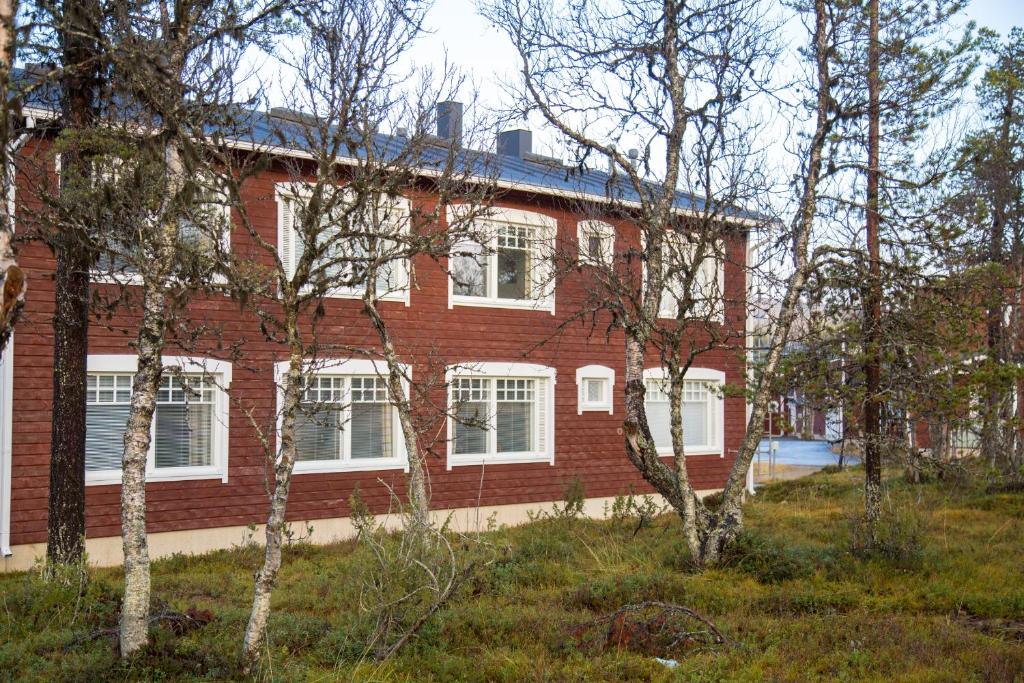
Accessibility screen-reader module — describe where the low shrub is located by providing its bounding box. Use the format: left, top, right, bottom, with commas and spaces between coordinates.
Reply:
719, 531, 817, 584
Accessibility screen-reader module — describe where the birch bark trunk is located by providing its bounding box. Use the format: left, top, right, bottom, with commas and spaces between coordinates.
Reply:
119, 143, 184, 656
242, 332, 303, 670
362, 293, 429, 528
0, 0, 24, 356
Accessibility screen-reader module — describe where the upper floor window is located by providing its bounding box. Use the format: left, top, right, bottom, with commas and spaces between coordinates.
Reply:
577, 220, 615, 266
656, 235, 724, 322
642, 367, 724, 456
84, 356, 231, 485
57, 156, 231, 284
277, 360, 408, 473
276, 184, 410, 303
447, 362, 556, 467
448, 207, 556, 313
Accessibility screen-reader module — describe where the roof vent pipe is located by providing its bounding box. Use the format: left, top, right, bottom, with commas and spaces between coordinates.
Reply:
497, 129, 532, 158
436, 101, 463, 145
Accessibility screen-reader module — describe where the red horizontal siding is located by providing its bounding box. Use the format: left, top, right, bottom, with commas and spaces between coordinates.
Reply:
8, 139, 748, 546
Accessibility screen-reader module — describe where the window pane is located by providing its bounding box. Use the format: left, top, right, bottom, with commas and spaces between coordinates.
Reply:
351, 377, 392, 460
155, 375, 215, 468
496, 379, 534, 452
452, 241, 488, 296
454, 401, 489, 454
681, 401, 707, 447
586, 379, 604, 403
295, 406, 342, 461
496, 401, 532, 452
85, 404, 131, 471
497, 247, 528, 299
155, 403, 213, 468
588, 234, 603, 261
646, 401, 672, 451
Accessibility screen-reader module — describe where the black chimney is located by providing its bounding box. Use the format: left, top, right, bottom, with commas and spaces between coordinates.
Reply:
436, 101, 463, 145
497, 129, 532, 158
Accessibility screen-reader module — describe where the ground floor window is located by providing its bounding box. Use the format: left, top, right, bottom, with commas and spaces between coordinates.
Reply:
279, 360, 408, 473
447, 363, 555, 467
84, 356, 230, 484
643, 367, 724, 456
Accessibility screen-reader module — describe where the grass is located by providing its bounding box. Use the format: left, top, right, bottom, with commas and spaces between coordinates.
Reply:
2, 467, 1024, 681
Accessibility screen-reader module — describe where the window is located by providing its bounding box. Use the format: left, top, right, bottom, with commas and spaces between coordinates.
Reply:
448, 207, 556, 313
447, 362, 555, 467
642, 367, 724, 455
577, 220, 615, 265
277, 185, 410, 303
61, 156, 232, 284
656, 235, 724, 321
576, 364, 614, 414
277, 360, 408, 473
84, 356, 231, 485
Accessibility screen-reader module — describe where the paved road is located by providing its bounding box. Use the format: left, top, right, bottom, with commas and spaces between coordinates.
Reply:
756, 437, 858, 467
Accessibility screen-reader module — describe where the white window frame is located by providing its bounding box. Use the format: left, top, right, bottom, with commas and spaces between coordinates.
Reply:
54, 156, 232, 287
577, 220, 615, 266
445, 362, 556, 468
447, 206, 556, 315
275, 182, 411, 305
84, 355, 232, 485
642, 366, 725, 457
274, 358, 410, 474
575, 364, 614, 414
642, 232, 725, 323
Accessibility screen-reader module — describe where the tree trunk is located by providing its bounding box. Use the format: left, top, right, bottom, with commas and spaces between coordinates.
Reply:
46, 0, 102, 569
666, 371, 701, 557
0, 0, 24, 356
118, 290, 164, 656
119, 142, 182, 657
242, 340, 302, 671
362, 293, 428, 527
684, 0, 834, 564
863, 0, 883, 542
46, 245, 89, 566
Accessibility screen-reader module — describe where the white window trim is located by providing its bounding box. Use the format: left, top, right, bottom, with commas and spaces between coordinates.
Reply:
575, 364, 614, 414
577, 220, 616, 266
643, 366, 725, 457
84, 355, 232, 485
273, 358, 410, 474
446, 205, 557, 315
0, 335, 13, 557
639, 232, 725, 323
445, 361, 556, 469
54, 156, 233, 287
275, 182, 412, 306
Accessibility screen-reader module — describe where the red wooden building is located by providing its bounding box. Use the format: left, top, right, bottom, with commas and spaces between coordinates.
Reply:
0, 104, 751, 571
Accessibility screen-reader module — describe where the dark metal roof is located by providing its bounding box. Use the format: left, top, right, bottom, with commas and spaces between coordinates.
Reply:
15, 68, 758, 221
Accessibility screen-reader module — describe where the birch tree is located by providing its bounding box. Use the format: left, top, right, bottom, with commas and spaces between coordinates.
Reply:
0, 0, 25, 354
209, 0, 494, 667
61, 0, 289, 655
486, 0, 846, 564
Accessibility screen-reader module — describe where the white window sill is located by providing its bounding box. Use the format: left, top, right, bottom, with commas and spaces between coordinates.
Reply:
316, 287, 410, 305
451, 295, 554, 314
447, 453, 554, 469
579, 403, 613, 414
656, 448, 723, 458
85, 468, 227, 486
293, 458, 409, 474
91, 272, 232, 289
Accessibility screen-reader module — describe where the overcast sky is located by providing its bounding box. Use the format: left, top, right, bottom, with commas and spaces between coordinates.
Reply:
402, 0, 1024, 155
